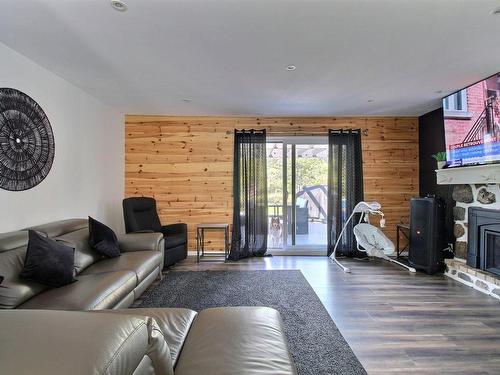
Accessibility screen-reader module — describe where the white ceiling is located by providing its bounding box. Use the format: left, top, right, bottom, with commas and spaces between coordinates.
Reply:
1, 0, 500, 116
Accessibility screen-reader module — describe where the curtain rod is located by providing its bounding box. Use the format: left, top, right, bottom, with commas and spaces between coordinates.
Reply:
234, 129, 266, 134
226, 129, 369, 136
329, 129, 367, 136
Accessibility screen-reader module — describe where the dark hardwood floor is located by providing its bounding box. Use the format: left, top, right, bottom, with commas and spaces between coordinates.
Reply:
167, 255, 500, 375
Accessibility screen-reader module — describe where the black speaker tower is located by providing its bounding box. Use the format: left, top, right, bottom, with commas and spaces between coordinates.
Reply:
409, 197, 446, 274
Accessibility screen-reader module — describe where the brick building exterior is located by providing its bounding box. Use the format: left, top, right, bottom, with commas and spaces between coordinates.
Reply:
444, 74, 500, 153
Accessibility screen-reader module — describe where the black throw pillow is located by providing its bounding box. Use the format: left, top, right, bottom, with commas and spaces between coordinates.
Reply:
88, 217, 121, 258
20, 230, 76, 288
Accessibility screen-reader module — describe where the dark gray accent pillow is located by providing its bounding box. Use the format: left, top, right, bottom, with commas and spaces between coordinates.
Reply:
20, 230, 76, 288
88, 217, 120, 258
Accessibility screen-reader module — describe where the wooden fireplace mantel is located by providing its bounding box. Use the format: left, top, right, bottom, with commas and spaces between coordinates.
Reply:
436, 164, 500, 185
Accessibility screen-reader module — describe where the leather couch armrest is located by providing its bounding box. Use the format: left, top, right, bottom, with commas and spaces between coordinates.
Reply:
161, 223, 187, 238
98, 308, 198, 368
118, 232, 164, 253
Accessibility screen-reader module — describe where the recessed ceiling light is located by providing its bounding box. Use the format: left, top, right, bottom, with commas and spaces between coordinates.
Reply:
111, 0, 127, 12
490, 6, 500, 15
286, 65, 296, 71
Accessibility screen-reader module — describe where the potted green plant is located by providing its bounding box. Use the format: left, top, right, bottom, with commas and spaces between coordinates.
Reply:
431, 152, 447, 169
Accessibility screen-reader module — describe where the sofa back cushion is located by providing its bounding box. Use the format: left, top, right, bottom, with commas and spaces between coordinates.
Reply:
54, 228, 103, 275
27, 219, 88, 237
28, 219, 100, 275
0, 231, 49, 308
0, 231, 29, 251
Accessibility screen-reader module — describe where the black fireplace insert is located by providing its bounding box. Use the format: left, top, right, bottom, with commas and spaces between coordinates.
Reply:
468, 207, 500, 276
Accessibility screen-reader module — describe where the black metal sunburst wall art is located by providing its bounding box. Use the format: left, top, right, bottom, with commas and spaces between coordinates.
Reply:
0, 88, 55, 191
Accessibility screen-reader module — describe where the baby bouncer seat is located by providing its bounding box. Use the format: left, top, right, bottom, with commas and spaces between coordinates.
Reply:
330, 201, 416, 273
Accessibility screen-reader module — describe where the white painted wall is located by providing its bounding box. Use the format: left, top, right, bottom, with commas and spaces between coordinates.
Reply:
0, 42, 124, 232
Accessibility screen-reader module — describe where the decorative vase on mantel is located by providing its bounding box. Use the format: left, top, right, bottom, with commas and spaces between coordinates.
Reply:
437, 161, 446, 169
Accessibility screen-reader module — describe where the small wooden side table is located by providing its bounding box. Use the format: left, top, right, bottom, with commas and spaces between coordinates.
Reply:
196, 223, 230, 262
396, 224, 410, 259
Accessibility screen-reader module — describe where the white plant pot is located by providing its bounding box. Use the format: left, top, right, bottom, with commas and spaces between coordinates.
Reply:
437, 161, 446, 169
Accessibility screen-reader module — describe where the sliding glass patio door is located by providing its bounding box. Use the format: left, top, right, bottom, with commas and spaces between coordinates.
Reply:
267, 136, 328, 254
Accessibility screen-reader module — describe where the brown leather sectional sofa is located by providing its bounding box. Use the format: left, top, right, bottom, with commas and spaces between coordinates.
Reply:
0, 218, 164, 309
0, 219, 297, 374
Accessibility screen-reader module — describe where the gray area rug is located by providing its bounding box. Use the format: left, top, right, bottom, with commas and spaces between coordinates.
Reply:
139, 270, 367, 375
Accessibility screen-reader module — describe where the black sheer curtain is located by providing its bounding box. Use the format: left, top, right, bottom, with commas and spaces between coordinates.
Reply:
229, 129, 268, 260
327, 129, 364, 257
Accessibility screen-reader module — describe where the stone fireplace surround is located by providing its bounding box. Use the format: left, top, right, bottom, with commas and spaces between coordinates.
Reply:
467, 206, 500, 275
445, 183, 500, 299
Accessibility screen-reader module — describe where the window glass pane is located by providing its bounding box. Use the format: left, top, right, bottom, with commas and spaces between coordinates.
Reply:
266, 142, 284, 248
444, 90, 467, 112
456, 92, 462, 110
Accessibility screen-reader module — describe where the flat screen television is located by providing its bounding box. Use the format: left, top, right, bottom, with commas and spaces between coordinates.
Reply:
443, 72, 500, 167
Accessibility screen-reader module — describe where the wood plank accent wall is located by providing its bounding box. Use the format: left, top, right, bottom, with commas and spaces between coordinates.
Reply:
125, 116, 418, 251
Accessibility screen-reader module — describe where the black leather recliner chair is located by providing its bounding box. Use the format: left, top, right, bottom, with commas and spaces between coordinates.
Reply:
123, 197, 188, 268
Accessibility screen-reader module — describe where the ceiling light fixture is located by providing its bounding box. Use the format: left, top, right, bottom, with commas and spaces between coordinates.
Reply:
111, 0, 127, 12
286, 65, 296, 71
367, 99, 374, 103
491, 6, 500, 15
181, 98, 192, 103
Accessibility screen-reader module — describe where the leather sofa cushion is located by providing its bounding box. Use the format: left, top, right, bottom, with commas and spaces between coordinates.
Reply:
81, 251, 161, 284
175, 307, 297, 375
54, 228, 103, 275
165, 233, 186, 249
0, 231, 29, 252
26, 218, 88, 238
18, 271, 137, 310
0, 246, 49, 308
119, 308, 197, 367
0, 309, 172, 375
